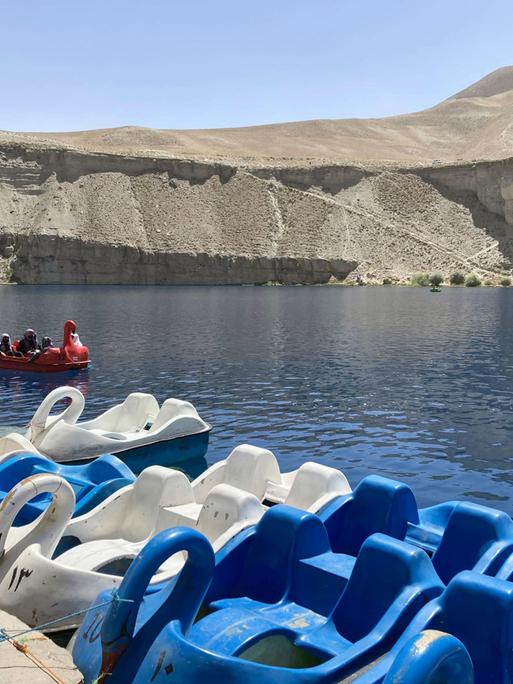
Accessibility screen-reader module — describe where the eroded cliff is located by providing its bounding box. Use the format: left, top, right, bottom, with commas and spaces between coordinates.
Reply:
2, 67, 513, 284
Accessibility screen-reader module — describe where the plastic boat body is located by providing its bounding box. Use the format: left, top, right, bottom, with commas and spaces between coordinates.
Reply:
72, 509, 444, 683
0, 472, 263, 631
0, 452, 135, 525
0, 446, 351, 632
0, 320, 89, 372
73, 501, 513, 684
0, 386, 211, 470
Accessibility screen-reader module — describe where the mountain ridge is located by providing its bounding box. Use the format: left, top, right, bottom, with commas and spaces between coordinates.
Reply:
1, 67, 513, 285
2, 67, 513, 163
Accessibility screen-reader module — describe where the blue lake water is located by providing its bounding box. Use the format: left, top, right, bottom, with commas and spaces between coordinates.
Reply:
0, 284, 512, 512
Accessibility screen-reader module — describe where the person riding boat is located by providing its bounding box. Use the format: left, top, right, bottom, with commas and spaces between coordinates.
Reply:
41, 336, 53, 351
18, 329, 41, 355
0, 334, 22, 357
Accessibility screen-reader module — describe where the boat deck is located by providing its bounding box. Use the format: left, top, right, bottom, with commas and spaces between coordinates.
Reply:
0, 610, 82, 683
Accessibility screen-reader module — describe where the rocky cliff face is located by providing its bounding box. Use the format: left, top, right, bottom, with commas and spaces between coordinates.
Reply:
0, 141, 512, 284
2, 66, 513, 285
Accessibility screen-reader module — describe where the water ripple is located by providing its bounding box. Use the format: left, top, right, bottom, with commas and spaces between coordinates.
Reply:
0, 285, 513, 511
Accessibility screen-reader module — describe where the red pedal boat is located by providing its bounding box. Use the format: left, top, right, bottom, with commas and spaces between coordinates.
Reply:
0, 320, 90, 373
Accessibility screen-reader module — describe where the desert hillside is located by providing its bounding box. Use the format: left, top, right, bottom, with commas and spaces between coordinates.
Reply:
0, 67, 513, 284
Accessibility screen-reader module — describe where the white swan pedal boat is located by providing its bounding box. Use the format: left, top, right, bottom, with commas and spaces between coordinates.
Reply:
0, 445, 350, 631
0, 386, 211, 472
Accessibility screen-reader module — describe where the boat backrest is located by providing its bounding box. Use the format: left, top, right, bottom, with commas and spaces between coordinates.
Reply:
196, 484, 264, 542
124, 466, 194, 539
148, 399, 200, 433
432, 502, 513, 584
236, 504, 330, 603
323, 475, 419, 557
223, 444, 281, 500
429, 571, 513, 683
108, 393, 160, 433
333, 533, 441, 642
284, 462, 351, 511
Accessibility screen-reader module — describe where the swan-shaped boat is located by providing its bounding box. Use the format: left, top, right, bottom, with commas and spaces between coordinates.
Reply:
0, 320, 89, 372
73, 504, 513, 684
0, 452, 135, 524
7, 385, 211, 469
0, 472, 263, 631
0, 447, 351, 630
72, 509, 445, 684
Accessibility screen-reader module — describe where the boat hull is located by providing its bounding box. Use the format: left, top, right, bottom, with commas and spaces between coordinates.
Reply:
0, 357, 90, 372
58, 429, 211, 473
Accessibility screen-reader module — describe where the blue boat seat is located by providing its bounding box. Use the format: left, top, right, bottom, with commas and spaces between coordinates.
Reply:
319, 475, 419, 557
358, 571, 513, 684
211, 504, 332, 605
430, 502, 513, 584
406, 501, 458, 553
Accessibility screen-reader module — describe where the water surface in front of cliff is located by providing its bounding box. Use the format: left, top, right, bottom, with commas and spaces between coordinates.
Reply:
1, 285, 513, 511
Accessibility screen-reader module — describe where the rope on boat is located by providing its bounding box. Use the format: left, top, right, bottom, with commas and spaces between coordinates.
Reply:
0, 588, 134, 644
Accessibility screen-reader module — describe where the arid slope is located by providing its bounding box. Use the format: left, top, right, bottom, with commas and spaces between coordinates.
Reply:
1, 67, 513, 284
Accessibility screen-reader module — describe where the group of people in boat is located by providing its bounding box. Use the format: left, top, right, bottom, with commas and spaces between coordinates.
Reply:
0, 329, 53, 357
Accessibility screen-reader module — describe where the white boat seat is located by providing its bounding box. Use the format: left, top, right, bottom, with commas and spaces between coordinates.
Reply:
148, 399, 200, 434
283, 462, 352, 511
223, 445, 281, 499
56, 538, 141, 573
156, 502, 203, 531
196, 483, 265, 543
56, 537, 186, 580
192, 444, 282, 504
122, 466, 195, 539
191, 444, 351, 513
58, 485, 264, 578
81, 393, 160, 433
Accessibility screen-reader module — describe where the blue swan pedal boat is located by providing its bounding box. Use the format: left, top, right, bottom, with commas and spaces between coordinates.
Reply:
73, 475, 513, 684
73, 509, 444, 684
0, 452, 135, 524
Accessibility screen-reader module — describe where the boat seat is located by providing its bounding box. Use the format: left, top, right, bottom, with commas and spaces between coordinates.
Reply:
119, 467, 195, 541
406, 501, 459, 553
192, 444, 281, 504
431, 502, 513, 585
195, 484, 265, 543
320, 475, 420, 557
206, 504, 332, 606
82, 393, 160, 433
223, 445, 281, 498
283, 462, 351, 512
425, 572, 513, 683
370, 571, 513, 684
155, 502, 203, 531
147, 399, 201, 434
56, 537, 186, 579
57, 537, 142, 573
293, 551, 356, 615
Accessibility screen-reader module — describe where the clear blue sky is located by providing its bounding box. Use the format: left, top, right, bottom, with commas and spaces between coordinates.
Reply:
1, 0, 513, 131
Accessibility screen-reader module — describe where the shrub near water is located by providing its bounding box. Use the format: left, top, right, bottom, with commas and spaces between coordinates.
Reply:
500, 277, 512, 287
449, 272, 465, 285
412, 273, 430, 287
465, 274, 481, 287
429, 273, 443, 287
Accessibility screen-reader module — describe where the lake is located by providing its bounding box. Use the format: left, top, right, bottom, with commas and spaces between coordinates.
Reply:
0, 284, 512, 512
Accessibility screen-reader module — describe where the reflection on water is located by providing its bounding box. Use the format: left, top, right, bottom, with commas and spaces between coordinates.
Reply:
0, 285, 512, 512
